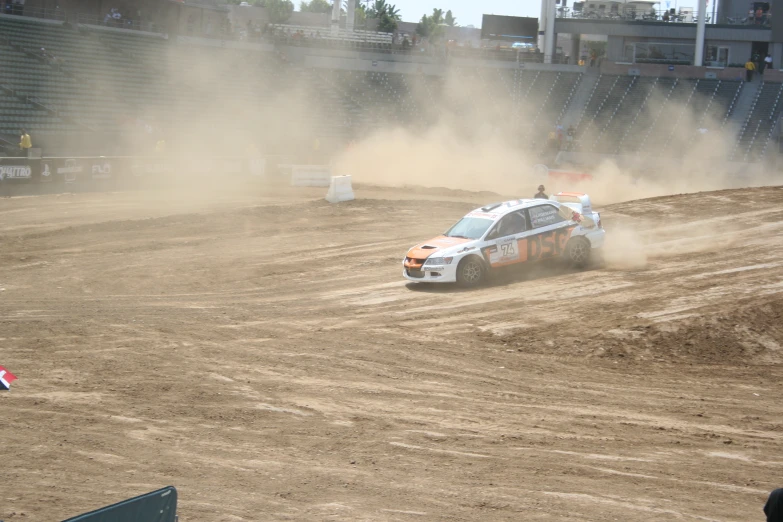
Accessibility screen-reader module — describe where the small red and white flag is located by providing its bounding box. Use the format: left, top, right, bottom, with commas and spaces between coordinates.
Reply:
0, 366, 17, 390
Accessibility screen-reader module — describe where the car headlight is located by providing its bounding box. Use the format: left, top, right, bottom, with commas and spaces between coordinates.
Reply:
425, 256, 453, 265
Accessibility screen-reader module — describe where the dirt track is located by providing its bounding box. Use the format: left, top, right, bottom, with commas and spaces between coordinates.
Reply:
1, 183, 782, 521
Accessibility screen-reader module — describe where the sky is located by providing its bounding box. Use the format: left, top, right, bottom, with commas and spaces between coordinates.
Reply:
378, 0, 541, 28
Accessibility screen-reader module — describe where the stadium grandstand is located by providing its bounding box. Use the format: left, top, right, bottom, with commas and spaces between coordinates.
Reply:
0, 0, 783, 167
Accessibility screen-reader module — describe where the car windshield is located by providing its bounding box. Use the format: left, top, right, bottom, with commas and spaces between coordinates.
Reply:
445, 217, 494, 240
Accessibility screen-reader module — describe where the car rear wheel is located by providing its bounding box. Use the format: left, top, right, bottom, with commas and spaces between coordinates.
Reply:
456, 256, 485, 287
565, 237, 591, 268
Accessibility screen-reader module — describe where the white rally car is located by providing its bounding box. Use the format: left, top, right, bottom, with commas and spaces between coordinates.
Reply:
403, 192, 605, 286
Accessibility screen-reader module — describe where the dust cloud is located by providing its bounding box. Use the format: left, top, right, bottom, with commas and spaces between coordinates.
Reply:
601, 224, 649, 269
333, 69, 777, 207
68, 44, 331, 215
600, 219, 743, 270
48, 42, 780, 261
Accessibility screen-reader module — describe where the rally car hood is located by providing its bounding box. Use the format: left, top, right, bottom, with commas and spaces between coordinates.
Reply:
407, 235, 474, 259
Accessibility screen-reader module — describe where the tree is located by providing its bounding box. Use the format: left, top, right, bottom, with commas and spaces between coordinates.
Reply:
416, 9, 445, 41
416, 14, 430, 38
264, 0, 294, 23
367, 0, 387, 17
377, 11, 397, 32
445, 9, 457, 27
386, 3, 401, 20
354, 3, 367, 27
362, 0, 398, 32
300, 0, 331, 13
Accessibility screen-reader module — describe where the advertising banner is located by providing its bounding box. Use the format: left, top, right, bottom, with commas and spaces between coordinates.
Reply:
90, 160, 112, 180
0, 164, 33, 182
58, 158, 84, 183
40, 160, 55, 183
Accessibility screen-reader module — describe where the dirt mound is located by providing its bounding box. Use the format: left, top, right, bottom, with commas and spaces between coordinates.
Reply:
479, 297, 783, 365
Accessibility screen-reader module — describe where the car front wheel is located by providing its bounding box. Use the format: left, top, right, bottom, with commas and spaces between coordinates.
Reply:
456, 256, 486, 287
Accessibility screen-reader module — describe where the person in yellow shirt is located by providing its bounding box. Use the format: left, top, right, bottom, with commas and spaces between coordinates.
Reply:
745, 59, 756, 82
19, 129, 32, 155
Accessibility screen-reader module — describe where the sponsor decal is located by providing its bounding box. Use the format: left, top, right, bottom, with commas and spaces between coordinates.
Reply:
530, 207, 559, 228
526, 228, 574, 261
0, 165, 32, 180
466, 211, 499, 219
498, 237, 519, 260
91, 162, 112, 179
488, 236, 520, 266
58, 159, 83, 183
486, 227, 576, 268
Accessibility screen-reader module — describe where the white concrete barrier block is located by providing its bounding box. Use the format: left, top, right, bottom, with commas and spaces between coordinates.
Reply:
291, 165, 332, 187
325, 175, 355, 203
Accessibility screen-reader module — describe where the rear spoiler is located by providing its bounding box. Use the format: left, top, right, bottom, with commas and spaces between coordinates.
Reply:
552, 192, 596, 227
550, 192, 593, 213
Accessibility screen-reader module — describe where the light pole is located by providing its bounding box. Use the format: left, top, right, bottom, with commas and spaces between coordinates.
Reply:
694, 0, 707, 65
543, 0, 556, 63
331, 0, 342, 36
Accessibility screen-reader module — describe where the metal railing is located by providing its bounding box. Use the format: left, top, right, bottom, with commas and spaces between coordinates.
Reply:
0, 6, 159, 33
556, 8, 707, 23
74, 13, 147, 32
0, 5, 66, 21
557, 6, 772, 26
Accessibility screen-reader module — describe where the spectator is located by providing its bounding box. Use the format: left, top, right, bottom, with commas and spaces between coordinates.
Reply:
759, 54, 768, 76
19, 129, 32, 156
566, 125, 575, 146
663, 10, 670, 21
745, 58, 756, 81
765, 53, 773, 71
765, 489, 782, 522
402, 36, 410, 50
534, 185, 548, 199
